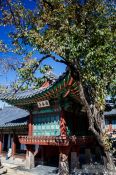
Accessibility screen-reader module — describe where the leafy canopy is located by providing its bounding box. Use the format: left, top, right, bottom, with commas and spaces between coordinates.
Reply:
0, 0, 115, 107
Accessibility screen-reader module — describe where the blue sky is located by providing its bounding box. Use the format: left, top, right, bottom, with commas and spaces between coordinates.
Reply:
0, 1, 66, 86
0, 0, 88, 86
0, 45, 66, 86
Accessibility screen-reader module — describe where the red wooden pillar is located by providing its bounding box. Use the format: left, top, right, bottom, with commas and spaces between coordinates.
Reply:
28, 113, 33, 136
12, 135, 16, 157
60, 109, 67, 137
109, 119, 112, 132
0, 135, 3, 155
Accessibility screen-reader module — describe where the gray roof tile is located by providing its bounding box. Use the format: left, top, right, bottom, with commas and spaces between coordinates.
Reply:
0, 106, 29, 127
104, 108, 116, 116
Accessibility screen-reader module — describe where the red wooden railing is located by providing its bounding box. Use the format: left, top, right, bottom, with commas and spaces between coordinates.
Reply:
18, 135, 94, 146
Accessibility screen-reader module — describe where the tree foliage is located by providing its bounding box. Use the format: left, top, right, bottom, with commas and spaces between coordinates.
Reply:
0, 0, 115, 107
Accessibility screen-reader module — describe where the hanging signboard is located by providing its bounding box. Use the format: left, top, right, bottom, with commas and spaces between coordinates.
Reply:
37, 100, 50, 108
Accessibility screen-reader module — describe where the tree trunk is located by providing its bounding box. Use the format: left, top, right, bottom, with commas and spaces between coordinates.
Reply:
78, 82, 115, 170
67, 66, 115, 170
105, 150, 115, 170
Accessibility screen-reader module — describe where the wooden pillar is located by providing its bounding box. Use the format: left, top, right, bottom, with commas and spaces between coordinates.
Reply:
28, 113, 33, 136
71, 146, 80, 171
60, 109, 67, 137
109, 119, 112, 132
25, 145, 35, 169
0, 135, 3, 155
59, 146, 70, 175
12, 135, 16, 157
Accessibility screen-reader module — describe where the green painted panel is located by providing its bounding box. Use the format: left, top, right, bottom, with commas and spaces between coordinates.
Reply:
33, 113, 60, 136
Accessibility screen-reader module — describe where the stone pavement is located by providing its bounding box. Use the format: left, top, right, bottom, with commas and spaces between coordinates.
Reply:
0, 166, 7, 175
19, 165, 58, 175
71, 164, 116, 175
1, 164, 116, 175
1, 157, 58, 175
0, 158, 116, 175
0, 165, 58, 175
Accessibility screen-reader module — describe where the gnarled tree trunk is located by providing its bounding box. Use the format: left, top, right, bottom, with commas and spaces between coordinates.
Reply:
78, 82, 115, 170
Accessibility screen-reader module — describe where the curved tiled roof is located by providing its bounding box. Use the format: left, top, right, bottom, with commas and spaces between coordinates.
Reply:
0, 106, 29, 127
0, 71, 80, 106
0, 72, 67, 100
0, 88, 45, 100
0, 71, 71, 104
1, 122, 27, 128
104, 108, 116, 116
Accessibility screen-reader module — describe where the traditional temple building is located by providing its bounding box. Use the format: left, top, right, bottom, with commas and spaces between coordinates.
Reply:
0, 71, 102, 172
0, 106, 29, 158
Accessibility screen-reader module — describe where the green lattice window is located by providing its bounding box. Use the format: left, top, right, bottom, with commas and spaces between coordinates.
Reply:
33, 113, 60, 136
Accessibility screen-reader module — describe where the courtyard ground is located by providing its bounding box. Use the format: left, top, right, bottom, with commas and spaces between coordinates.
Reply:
0, 157, 115, 175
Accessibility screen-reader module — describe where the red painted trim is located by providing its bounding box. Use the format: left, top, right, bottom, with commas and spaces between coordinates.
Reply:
60, 109, 67, 137
28, 113, 33, 136
109, 124, 112, 132
18, 136, 68, 146
63, 90, 70, 98
18, 136, 95, 146
41, 81, 50, 88
68, 77, 73, 86
12, 136, 16, 157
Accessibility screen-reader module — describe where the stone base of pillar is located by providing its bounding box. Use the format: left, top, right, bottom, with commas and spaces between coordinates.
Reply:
71, 152, 79, 172
85, 149, 92, 164
25, 149, 35, 169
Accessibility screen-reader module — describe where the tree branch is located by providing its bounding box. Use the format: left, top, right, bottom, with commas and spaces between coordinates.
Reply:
6, 0, 17, 26
42, 0, 54, 11
38, 54, 68, 65
13, 54, 68, 92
